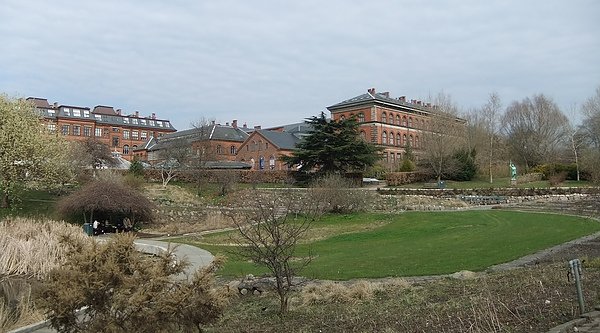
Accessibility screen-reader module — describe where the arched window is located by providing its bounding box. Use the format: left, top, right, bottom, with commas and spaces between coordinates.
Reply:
258, 140, 263, 151
415, 136, 419, 148
123, 144, 130, 155
396, 115, 401, 125
396, 132, 401, 146
403, 134, 407, 146
409, 134, 414, 147
230, 145, 236, 155
259, 156, 265, 170
360, 131, 366, 140
252, 141, 257, 151
382, 131, 387, 144
408, 117, 413, 127
381, 112, 387, 123
421, 119, 425, 129
358, 113, 365, 122
269, 155, 276, 170
216, 145, 222, 154
388, 113, 394, 124
389, 133, 395, 146
402, 116, 407, 127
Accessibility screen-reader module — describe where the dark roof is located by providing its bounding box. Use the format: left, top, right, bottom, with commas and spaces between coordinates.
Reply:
26, 97, 52, 108
211, 125, 249, 142
146, 124, 249, 152
256, 130, 301, 150
93, 105, 118, 115
29, 97, 176, 131
328, 89, 433, 114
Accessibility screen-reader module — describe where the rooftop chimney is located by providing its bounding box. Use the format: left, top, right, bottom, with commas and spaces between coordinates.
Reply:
232, 119, 238, 128
226, 122, 230, 126
151, 112, 156, 119
367, 88, 376, 95
382, 91, 390, 98
211, 120, 215, 125
135, 111, 139, 117
399, 96, 406, 102
53, 102, 58, 107
254, 125, 261, 130
243, 122, 247, 129
417, 100, 422, 105
116, 109, 121, 115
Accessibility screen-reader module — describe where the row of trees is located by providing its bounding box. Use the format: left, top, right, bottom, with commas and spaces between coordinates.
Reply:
466, 87, 600, 182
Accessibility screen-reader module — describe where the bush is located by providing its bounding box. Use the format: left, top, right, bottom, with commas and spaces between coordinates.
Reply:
38, 233, 228, 333
310, 174, 376, 214
531, 163, 578, 181
398, 159, 415, 172
447, 148, 477, 181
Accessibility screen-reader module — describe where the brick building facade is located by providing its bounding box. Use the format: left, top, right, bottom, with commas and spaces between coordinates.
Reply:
28, 97, 176, 161
327, 88, 441, 167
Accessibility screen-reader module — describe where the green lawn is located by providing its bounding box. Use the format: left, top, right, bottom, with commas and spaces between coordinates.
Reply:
0, 189, 60, 219
172, 211, 600, 280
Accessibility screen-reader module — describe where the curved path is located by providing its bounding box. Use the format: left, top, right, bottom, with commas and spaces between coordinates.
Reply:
9, 237, 214, 333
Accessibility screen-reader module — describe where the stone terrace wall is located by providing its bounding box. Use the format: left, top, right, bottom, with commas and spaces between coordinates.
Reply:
378, 187, 600, 197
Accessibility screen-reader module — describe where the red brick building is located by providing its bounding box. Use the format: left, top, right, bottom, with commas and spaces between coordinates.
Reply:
141, 120, 250, 166
327, 88, 438, 167
28, 97, 176, 161
235, 122, 311, 170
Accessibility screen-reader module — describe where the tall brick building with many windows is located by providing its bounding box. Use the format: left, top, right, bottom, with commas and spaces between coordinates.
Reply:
328, 88, 446, 167
28, 97, 176, 161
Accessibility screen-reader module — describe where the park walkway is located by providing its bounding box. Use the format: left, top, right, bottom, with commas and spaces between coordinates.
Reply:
8, 237, 214, 333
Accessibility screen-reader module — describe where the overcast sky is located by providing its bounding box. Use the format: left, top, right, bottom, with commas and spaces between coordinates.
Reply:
1, 1, 599, 130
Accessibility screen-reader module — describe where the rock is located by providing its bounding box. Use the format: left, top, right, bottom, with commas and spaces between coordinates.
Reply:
449, 270, 478, 280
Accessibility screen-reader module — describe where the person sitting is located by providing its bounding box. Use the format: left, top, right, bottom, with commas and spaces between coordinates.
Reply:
92, 220, 100, 235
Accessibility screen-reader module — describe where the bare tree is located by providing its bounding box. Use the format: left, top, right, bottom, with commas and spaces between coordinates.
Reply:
226, 190, 323, 316
57, 179, 155, 226
420, 92, 467, 182
579, 86, 600, 182
564, 104, 585, 181
480, 93, 503, 183
72, 138, 118, 178
157, 136, 192, 187
501, 94, 569, 170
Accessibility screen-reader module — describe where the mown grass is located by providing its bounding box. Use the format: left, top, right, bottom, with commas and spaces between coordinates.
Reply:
172, 211, 600, 279
0, 190, 60, 220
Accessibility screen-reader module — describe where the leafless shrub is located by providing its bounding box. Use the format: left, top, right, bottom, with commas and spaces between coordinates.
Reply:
226, 189, 323, 316
548, 171, 567, 186
310, 174, 376, 214
56, 179, 155, 225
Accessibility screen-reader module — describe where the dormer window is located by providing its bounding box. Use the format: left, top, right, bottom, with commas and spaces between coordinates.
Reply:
63, 108, 70, 116
123, 117, 130, 124
132, 118, 138, 125
73, 109, 81, 117
83, 110, 90, 118
140, 119, 147, 125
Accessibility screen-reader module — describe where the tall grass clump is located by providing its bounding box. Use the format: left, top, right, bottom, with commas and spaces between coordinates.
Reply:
0, 217, 92, 278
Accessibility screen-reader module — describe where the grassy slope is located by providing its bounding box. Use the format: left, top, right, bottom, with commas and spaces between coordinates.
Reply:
176, 211, 600, 279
